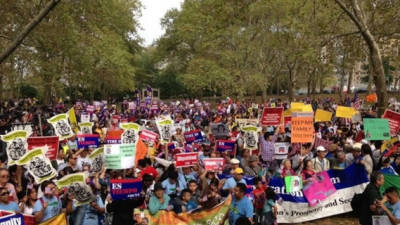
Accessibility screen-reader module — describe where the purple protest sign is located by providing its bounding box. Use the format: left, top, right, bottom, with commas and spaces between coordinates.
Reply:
184, 129, 203, 144
216, 140, 235, 153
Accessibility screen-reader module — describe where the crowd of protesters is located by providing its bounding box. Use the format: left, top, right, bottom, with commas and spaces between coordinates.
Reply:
0, 95, 399, 225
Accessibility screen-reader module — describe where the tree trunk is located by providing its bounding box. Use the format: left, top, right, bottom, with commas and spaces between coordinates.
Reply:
319, 73, 324, 93
368, 62, 373, 93
262, 88, 267, 103
288, 69, 294, 102
339, 70, 346, 101
347, 70, 353, 94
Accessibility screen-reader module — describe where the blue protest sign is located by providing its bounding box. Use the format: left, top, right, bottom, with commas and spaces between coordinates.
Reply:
0, 214, 25, 225
110, 179, 142, 200
184, 130, 203, 144
216, 140, 235, 153
77, 134, 100, 149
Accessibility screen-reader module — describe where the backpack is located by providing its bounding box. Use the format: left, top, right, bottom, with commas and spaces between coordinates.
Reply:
351, 193, 363, 217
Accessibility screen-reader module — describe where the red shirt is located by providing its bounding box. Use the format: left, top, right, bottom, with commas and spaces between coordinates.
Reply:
140, 166, 158, 178
252, 186, 267, 209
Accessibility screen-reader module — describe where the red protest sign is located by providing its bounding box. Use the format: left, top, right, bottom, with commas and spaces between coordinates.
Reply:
140, 129, 159, 143
175, 152, 199, 168
261, 107, 283, 126
314, 137, 332, 149
203, 158, 225, 171
383, 110, 400, 136
27, 136, 59, 160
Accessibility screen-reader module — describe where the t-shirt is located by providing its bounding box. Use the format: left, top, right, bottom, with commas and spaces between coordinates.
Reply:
0, 201, 19, 212
33, 196, 62, 222
263, 199, 275, 213
161, 179, 178, 196
74, 196, 104, 225
223, 177, 247, 190
385, 200, 400, 220
229, 196, 254, 225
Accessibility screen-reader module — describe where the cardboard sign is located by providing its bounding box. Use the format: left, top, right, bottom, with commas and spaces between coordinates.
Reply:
302, 104, 313, 112
242, 126, 259, 150
315, 109, 332, 122
364, 118, 390, 140
203, 158, 225, 171
291, 115, 314, 143
81, 113, 90, 123
284, 176, 303, 193
77, 134, 100, 149
184, 129, 203, 144
140, 129, 159, 143
27, 136, 59, 160
110, 178, 142, 200
372, 216, 391, 225
261, 107, 284, 126
0, 213, 25, 225
383, 110, 400, 136
302, 171, 336, 207
104, 144, 136, 169
216, 140, 235, 153
210, 123, 230, 138
156, 117, 174, 143
291, 102, 305, 112
235, 119, 259, 129
335, 106, 355, 119
274, 142, 290, 160
105, 129, 123, 144
175, 152, 199, 168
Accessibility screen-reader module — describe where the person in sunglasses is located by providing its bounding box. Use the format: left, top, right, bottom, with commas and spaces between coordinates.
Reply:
0, 187, 19, 212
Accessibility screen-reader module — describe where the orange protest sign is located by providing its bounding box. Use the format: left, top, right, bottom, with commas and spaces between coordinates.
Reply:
366, 93, 377, 103
291, 116, 314, 143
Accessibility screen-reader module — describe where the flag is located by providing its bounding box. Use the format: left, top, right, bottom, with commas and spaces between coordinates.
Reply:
353, 92, 361, 110
39, 213, 67, 225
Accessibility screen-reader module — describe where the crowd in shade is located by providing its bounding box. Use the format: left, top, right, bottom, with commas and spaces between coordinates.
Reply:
0, 94, 399, 225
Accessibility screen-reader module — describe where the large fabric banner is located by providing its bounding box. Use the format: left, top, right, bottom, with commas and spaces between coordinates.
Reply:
269, 164, 369, 223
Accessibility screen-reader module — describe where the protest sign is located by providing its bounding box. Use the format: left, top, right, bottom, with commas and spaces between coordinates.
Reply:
68, 108, 79, 133
17, 147, 57, 184
104, 144, 136, 169
11, 123, 33, 134
140, 129, 159, 144
156, 116, 174, 143
260, 107, 283, 126
79, 122, 93, 134
80, 113, 90, 123
314, 137, 332, 150
175, 152, 199, 168
335, 106, 355, 119
47, 113, 74, 140
77, 134, 100, 149
0, 211, 35, 225
86, 105, 95, 113
120, 123, 140, 145
284, 116, 292, 125
242, 125, 259, 150
56, 173, 94, 206
128, 102, 136, 110
291, 114, 314, 143
364, 118, 390, 140
110, 178, 142, 200
291, 102, 305, 112
27, 136, 59, 160
302, 104, 313, 112
184, 129, 203, 144
372, 216, 391, 225
216, 140, 235, 153
105, 129, 123, 144
1, 130, 31, 165
383, 110, 400, 136
274, 142, 290, 160
315, 109, 332, 122
203, 158, 225, 171
303, 171, 336, 206
210, 123, 230, 139
89, 147, 104, 173
366, 93, 378, 103
0, 214, 25, 225
284, 176, 303, 193
235, 118, 259, 129
270, 164, 368, 223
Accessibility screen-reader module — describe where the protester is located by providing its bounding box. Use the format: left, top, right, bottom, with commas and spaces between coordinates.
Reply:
311, 146, 330, 172
228, 183, 253, 225
19, 187, 37, 215
222, 168, 247, 193
244, 155, 262, 177
359, 171, 385, 225
377, 186, 400, 225
0, 187, 19, 212
148, 182, 170, 215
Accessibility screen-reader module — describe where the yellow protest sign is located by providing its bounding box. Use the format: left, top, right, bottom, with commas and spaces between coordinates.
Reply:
291, 102, 304, 112
336, 106, 356, 119
302, 104, 313, 112
68, 107, 79, 133
283, 109, 292, 117
315, 109, 332, 122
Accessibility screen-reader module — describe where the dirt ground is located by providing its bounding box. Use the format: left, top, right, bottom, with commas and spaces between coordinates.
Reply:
289, 213, 359, 225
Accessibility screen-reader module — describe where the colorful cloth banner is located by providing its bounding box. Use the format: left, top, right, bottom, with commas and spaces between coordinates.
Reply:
315, 109, 332, 122
110, 178, 142, 200
56, 173, 94, 206
175, 153, 199, 168
1, 130, 31, 165
291, 114, 314, 143
183, 130, 203, 144
241, 125, 259, 150
383, 110, 400, 136
260, 107, 283, 126
203, 158, 225, 171
77, 134, 100, 149
47, 113, 74, 140
120, 123, 140, 145
27, 136, 59, 161
284, 176, 303, 193
364, 118, 390, 140
303, 171, 336, 207
104, 144, 136, 169
216, 140, 235, 153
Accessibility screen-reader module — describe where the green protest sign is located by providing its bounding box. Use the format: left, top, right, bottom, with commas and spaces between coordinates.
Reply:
363, 118, 390, 140
104, 144, 136, 169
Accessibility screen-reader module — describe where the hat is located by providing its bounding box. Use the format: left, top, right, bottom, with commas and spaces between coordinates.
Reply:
230, 158, 240, 164
249, 155, 258, 162
154, 182, 165, 191
234, 168, 244, 174
316, 146, 326, 152
353, 143, 362, 150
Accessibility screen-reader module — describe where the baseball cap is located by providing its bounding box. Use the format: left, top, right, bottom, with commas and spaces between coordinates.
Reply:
230, 158, 240, 164
316, 146, 326, 152
234, 168, 244, 174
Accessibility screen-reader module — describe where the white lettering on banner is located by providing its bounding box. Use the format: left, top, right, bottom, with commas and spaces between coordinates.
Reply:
0, 217, 22, 225
276, 183, 368, 223
177, 155, 197, 161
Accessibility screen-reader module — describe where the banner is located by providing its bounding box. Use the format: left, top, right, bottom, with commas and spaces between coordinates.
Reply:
315, 109, 332, 122
110, 178, 142, 200
210, 123, 230, 138
27, 136, 59, 161
285, 176, 303, 193
175, 153, 199, 168
335, 106, 355, 119
291, 114, 314, 143
383, 110, 400, 136
381, 174, 400, 194
56, 173, 94, 206
140, 129, 159, 144
104, 144, 136, 169
78, 122, 93, 134
89, 147, 104, 173
303, 171, 336, 207
77, 134, 100, 149
47, 113, 74, 140
135, 195, 231, 225
183, 130, 203, 144
203, 158, 225, 171
0, 213, 24, 225
17, 147, 56, 184
68, 108, 79, 134
1, 130, 31, 165
105, 129, 123, 144
260, 107, 283, 126
38, 213, 67, 225
216, 140, 235, 153
120, 123, 140, 145
364, 118, 390, 140
156, 117, 174, 143
270, 164, 368, 223
241, 125, 259, 150
274, 142, 290, 160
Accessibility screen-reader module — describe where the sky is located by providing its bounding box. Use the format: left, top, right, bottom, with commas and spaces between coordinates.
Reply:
138, 0, 184, 46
